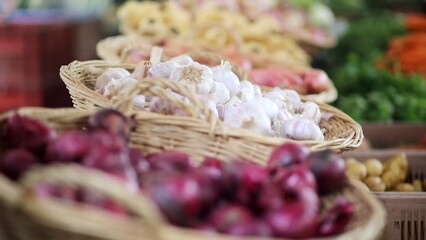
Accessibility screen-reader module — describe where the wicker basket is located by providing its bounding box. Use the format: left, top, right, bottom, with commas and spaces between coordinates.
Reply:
95, 35, 337, 103
0, 175, 20, 240
60, 60, 362, 155
0, 107, 93, 240
8, 161, 385, 240
0, 107, 381, 240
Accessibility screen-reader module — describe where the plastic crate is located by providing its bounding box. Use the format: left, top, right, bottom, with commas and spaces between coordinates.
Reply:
341, 150, 426, 240
362, 123, 426, 149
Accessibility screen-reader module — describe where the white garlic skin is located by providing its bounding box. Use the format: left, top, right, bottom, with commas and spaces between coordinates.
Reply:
216, 96, 242, 120
169, 54, 194, 66
246, 97, 279, 120
223, 102, 272, 136
263, 89, 290, 109
238, 80, 255, 102
253, 84, 262, 97
211, 61, 241, 98
133, 95, 146, 109
95, 68, 131, 92
199, 95, 219, 118
297, 101, 321, 124
170, 62, 214, 95
103, 77, 138, 97
209, 81, 231, 104
147, 61, 179, 79
278, 118, 324, 141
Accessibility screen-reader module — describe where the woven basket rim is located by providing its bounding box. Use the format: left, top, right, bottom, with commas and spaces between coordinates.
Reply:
96, 35, 337, 103
59, 60, 362, 153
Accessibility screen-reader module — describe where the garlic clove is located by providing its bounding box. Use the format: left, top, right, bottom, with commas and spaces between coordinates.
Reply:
133, 95, 146, 109
246, 97, 279, 120
169, 54, 194, 66
209, 81, 231, 104
238, 80, 255, 102
278, 118, 324, 141
102, 77, 138, 98
223, 102, 272, 136
297, 101, 321, 124
170, 62, 214, 95
216, 96, 242, 120
211, 61, 241, 97
253, 84, 263, 97
147, 61, 179, 79
95, 68, 131, 92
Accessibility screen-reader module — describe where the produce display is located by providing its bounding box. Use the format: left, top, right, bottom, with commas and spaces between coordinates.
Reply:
345, 153, 426, 192
110, 1, 337, 99
92, 53, 329, 141
0, 110, 354, 238
326, 12, 426, 122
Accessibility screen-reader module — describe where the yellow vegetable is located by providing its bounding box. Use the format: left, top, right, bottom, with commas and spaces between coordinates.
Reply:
394, 183, 415, 192
364, 158, 384, 177
346, 161, 367, 181
363, 176, 386, 192
413, 179, 423, 192
381, 171, 399, 189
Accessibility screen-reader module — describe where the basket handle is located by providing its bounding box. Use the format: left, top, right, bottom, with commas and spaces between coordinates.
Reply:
111, 77, 219, 126
19, 164, 166, 239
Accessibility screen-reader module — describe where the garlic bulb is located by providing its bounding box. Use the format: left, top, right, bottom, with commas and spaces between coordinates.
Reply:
246, 97, 279, 120
216, 96, 242, 120
238, 80, 255, 102
263, 89, 292, 110
133, 95, 146, 110
253, 84, 262, 97
209, 81, 230, 104
147, 61, 179, 79
211, 61, 241, 97
199, 95, 219, 118
297, 101, 321, 124
281, 88, 302, 107
102, 77, 138, 97
277, 108, 295, 122
149, 96, 187, 116
95, 68, 131, 92
131, 61, 151, 81
277, 119, 324, 141
169, 54, 194, 66
170, 62, 214, 95
223, 102, 272, 136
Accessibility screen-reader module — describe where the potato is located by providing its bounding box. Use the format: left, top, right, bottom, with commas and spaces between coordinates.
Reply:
394, 183, 415, 192
413, 179, 423, 192
363, 176, 386, 192
346, 161, 367, 181
364, 158, 383, 177
381, 171, 399, 189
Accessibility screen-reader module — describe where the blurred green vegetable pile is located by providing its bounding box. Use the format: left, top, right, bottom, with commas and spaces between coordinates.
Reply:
333, 54, 426, 122
320, 8, 426, 123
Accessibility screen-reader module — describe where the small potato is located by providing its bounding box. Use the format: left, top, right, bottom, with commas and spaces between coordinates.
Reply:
363, 176, 386, 192
413, 179, 423, 192
394, 183, 415, 192
346, 161, 367, 181
364, 158, 384, 177
381, 171, 399, 189
345, 158, 358, 167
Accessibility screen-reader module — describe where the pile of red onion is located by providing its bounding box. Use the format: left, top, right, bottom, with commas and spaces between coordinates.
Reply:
0, 109, 353, 239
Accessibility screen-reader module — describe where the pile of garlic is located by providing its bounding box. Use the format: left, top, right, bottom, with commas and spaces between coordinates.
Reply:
94, 54, 328, 141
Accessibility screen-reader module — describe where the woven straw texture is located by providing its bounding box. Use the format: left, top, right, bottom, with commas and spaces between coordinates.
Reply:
60, 60, 362, 156
96, 35, 337, 103
0, 107, 383, 240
